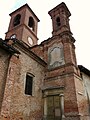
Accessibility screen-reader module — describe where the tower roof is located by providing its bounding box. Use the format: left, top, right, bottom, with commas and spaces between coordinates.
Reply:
48, 2, 71, 17
9, 3, 40, 22
78, 65, 90, 76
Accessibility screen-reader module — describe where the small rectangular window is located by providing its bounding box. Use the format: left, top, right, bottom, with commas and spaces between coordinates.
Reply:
25, 74, 33, 95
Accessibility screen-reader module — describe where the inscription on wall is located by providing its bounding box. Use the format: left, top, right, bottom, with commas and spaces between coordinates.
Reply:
48, 43, 65, 69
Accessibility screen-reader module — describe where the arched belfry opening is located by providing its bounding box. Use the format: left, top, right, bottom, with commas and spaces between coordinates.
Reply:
28, 16, 35, 31
13, 14, 21, 27
56, 17, 61, 28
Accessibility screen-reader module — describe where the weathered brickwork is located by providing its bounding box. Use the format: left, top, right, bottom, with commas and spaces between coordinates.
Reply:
0, 2, 90, 120
0, 49, 10, 113
5, 4, 39, 46
0, 47, 45, 120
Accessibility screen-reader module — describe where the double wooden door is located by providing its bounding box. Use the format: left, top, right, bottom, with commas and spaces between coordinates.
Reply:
46, 95, 61, 120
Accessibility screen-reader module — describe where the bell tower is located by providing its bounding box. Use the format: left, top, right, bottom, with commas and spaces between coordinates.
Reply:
48, 2, 77, 69
42, 2, 87, 120
48, 2, 71, 36
5, 4, 40, 46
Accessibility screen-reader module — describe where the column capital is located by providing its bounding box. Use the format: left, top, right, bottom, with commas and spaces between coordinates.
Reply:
59, 93, 64, 96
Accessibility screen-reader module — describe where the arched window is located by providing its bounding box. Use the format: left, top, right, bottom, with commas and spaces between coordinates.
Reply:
28, 16, 34, 31
13, 14, 21, 27
56, 17, 61, 27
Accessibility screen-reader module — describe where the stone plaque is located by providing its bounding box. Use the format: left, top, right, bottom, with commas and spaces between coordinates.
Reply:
48, 44, 65, 69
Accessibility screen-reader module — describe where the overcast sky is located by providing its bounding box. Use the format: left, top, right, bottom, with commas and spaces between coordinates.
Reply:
0, 0, 90, 70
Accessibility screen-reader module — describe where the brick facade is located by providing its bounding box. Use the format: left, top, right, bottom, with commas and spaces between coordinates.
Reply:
0, 2, 90, 120
0, 49, 10, 113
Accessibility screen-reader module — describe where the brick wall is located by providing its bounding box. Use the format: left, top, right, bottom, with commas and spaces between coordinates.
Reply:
0, 49, 10, 113
0, 48, 45, 120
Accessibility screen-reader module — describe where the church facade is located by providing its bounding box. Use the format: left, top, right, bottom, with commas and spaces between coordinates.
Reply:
0, 2, 90, 120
